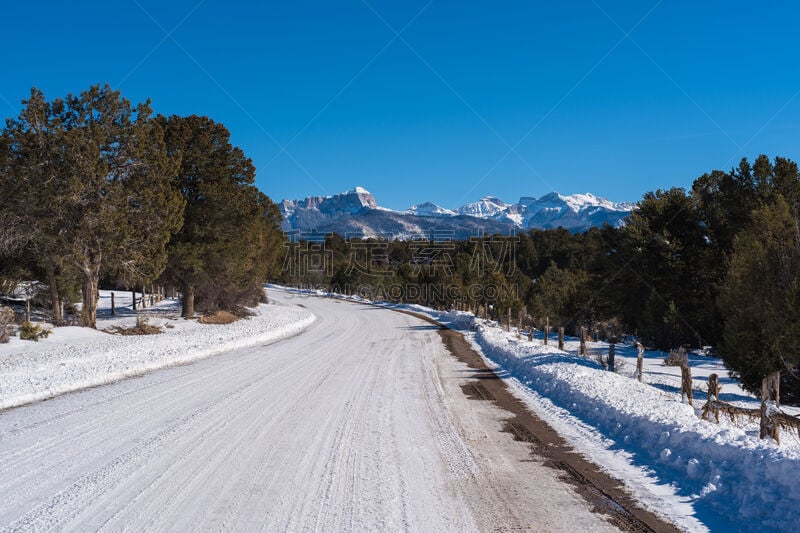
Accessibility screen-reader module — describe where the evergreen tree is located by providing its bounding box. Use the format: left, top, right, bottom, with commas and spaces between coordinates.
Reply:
719, 196, 800, 400
1, 85, 182, 327
0, 89, 72, 322
530, 262, 592, 331
157, 115, 282, 317
613, 188, 716, 348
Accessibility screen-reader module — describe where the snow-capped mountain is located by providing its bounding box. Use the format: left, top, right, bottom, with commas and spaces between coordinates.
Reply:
457, 196, 507, 218
516, 192, 635, 230
279, 187, 634, 238
406, 202, 456, 217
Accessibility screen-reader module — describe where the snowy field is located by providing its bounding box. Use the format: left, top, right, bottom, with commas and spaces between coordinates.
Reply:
0, 290, 316, 410
278, 287, 800, 533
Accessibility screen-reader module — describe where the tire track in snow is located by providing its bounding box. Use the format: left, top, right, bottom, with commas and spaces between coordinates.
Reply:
0, 291, 619, 532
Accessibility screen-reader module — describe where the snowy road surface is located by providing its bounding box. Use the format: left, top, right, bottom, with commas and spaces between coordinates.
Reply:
0, 290, 617, 531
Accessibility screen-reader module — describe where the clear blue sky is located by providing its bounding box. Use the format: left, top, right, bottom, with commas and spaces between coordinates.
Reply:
2, 1, 799, 209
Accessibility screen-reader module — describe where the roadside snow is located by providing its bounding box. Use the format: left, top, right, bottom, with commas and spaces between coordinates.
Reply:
279, 287, 800, 532
0, 291, 316, 410
462, 321, 800, 532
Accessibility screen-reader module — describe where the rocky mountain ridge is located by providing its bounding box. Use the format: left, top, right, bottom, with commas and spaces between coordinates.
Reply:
279, 187, 634, 238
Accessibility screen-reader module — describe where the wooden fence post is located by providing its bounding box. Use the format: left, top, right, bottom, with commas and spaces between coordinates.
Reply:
579, 326, 586, 356
111, 292, 115, 316
544, 316, 549, 346
132, 289, 136, 311
680, 361, 693, 406
760, 371, 781, 443
635, 342, 644, 382
608, 343, 615, 372
702, 373, 720, 423
558, 327, 564, 350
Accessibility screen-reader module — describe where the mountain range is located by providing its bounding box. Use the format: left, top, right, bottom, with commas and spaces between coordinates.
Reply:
279, 186, 635, 239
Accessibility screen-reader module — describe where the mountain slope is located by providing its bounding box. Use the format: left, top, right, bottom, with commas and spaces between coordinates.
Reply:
279, 187, 633, 238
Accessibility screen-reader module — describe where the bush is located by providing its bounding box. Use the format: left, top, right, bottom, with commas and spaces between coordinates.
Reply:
19, 321, 52, 341
198, 310, 238, 324
107, 315, 163, 335
0, 306, 13, 343
110, 324, 163, 335
663, 346, 688, 367
229, 305, 256, 319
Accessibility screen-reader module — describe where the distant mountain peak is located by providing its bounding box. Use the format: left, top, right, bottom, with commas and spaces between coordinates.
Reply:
279, 186, 633, 238
341, 185, 371, 195
457, 196, 507, 218
406, 202, 456, 217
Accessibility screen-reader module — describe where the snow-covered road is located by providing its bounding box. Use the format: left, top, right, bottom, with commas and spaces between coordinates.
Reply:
0, 289, 617, 531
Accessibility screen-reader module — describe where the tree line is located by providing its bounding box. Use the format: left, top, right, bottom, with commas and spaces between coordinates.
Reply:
2, 83, 797, 403
0, 85, 283, 328
279, 155, 800, 403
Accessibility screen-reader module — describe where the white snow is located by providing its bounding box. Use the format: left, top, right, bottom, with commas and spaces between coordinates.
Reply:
342, 185, 370, 195
0, 290, 316, 410
5, 282, 797, 531
295, 288, 800, 533
406, 201, 457, 217
0, 289, 615, 531
457, 196, 507, 217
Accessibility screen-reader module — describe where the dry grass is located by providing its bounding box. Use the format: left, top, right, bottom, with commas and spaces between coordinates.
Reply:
108, 323, 163, 335
198, 310, 239, 325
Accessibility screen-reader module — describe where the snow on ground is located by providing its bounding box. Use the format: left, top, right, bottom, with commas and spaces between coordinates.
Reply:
0, 289, 615, 531
0, 290, 316, 410
461, 323, 800, 533
6, 282, 799, 531
278, 286, 800, 532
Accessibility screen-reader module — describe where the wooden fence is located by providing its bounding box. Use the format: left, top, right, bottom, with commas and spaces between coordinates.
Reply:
701, 372, 800, 445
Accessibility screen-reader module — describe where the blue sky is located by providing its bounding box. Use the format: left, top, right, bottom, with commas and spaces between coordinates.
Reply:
2, 1, 799, 209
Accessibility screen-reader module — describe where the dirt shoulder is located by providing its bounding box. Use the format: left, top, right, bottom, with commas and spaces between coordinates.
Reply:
395, 308, 680, 533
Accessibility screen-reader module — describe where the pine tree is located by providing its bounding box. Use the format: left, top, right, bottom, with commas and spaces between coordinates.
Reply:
157, 115, 282, 317
719, 196, 800, 399
0, 85, 184, 328
613, 188, 715, 348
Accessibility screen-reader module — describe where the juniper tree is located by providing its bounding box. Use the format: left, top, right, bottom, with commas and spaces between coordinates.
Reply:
719, 196, 800, 401
0, 85, 183, 328
157, 115, 282, 317
0, 89, 79, 323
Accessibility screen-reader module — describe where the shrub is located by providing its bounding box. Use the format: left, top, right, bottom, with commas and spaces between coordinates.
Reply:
229, 305, 256, 319
19, 321, 52, 341
663, 346, 688, 367
0, 306, 13, 343
198, 310, 238, 324
111, 324, 163, 335
107, 315, 163, 335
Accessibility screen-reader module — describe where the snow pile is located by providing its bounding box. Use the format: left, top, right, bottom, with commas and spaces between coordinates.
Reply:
466, 321, 800, 532
0, 295, 316, 410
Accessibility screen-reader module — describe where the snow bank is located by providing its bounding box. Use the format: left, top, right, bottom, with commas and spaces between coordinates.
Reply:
466, 321, 800, 532
0, 296, 315, 411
